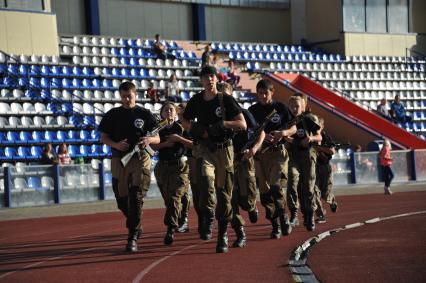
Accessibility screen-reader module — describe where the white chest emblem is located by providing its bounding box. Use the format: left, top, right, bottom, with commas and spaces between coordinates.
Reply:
134, 119, 144, 129
271, 113, 281, 123
215, 107, 222, 118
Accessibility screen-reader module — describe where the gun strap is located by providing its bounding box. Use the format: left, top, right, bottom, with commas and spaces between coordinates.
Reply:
218, 92, 226, 122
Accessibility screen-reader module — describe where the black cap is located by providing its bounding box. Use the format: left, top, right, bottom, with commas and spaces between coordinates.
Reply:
200, 66, 217, 78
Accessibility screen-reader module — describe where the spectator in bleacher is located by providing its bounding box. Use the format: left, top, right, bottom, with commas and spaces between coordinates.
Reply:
201, 44, 213, 67
165, 74, 182, 102
390, 94, 412, 124
40, 143, 59, 165
212, 54, 228, 82
146, 81, 159, 103
99, 81, 160, 252
379, 139, 394, 195
226, 60, 241, 88
58, 143, 72, 165
376, 98, 393, 121
153, 34, 175, 60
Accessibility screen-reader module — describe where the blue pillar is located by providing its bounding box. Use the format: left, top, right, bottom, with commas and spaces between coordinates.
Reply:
53, 165, 60, 204
349, 152, 356, 184
411, 150, 417, 181
4, 167, 12, 208
192, 3, 206, 41
85, 0, 101, 35
98, 162, 105, 200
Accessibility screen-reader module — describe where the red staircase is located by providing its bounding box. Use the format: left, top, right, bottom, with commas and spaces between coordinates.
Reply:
267, 73, 426, 149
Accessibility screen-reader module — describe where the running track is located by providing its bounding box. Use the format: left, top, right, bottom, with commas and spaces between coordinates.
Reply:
0, 190, 425, 283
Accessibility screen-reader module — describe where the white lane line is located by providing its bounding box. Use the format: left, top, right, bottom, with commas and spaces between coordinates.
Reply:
132, 224, 271, 282
289, 210, 426, 283
132, 244, 200, 283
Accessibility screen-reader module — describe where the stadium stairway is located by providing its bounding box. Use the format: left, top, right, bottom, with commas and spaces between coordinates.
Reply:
267, 73, 426, 150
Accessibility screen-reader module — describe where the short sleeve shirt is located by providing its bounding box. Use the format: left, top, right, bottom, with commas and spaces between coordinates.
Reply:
182, 91, 242, 143
233, 108, 258, 153
248, 101, 292, 147
98, 105, 158, 157
158, 122, 186, 161
289, 112, 320, 151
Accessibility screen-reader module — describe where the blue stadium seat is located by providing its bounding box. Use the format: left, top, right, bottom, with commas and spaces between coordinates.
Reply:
29, 65, 40, 76
79, 130, 90, 141
43, 131, 56, 143
180, 91, 190, 102
83, 115, 95, 126
68, 145, 79, 157
120, 57, 130, 65
19, 131, 32, 144
30, 146, 43, 158
40, 77, 50, 89
79, 145, 90, 157
90, 130, 100, 142
0, 132, 6, 144
72, 66, 82, 76
56, 130, 67, 142
17, 146, 30, 160
69, 115, 83, 127
6, 131, 19, 144
41, 89, 51, 100
41, 65, 50, 76
29, 77, 41, 89
62, 78, 72, 89
61, 66, 71, 76
27, 176, 43, 190
102, 144, 111, 156
19, 65, 28, 76
61, 103, 73, 114
89, 144, 101, 157
49, 65, 60, 76
31, 131, 43, 143
5, 147, 17, 160
72, 78, 82, 89
50, 77, 61, 89
82, 67, 93, 77
0, 148, 5, 160
67, 130, 80, 142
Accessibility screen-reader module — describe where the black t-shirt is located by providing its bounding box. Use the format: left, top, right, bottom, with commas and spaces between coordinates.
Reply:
248, 101, 292, 147
289, 112, 320, 151
233, 108, 258, 153
183, 91, 242, 143
158, 122, 186, 161
317, 131, 334, 164
98, 105, 157, 157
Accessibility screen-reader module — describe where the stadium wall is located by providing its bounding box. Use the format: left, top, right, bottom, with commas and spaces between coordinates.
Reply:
0, 9, 59, 56
204, 5, 291, 43
51, 0, 86, 35
98, 0, 192, 40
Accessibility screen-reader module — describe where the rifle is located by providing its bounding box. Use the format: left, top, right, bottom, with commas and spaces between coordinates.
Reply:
235, 109, 277, 162
260, 114, 304, 154
120, 119, 169, 167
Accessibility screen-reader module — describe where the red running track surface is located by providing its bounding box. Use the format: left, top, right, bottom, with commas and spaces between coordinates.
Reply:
0, 191, 425, 283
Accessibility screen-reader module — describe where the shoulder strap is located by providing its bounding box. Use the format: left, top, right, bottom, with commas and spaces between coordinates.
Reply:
218, 92, 226, 122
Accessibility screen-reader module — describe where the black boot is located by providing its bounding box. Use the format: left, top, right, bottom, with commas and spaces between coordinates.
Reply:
305, 211, 315, 231
201, 211, 214, 241
289, 211, 299, 227
176, 215, 189, 233
164, 226, 175, 245
126, 230, 138, 252
197, 213, 203, 237
137, 228, 143, 239
216, 220, 229, 253
270, 218, 281, 239
232, 226, 247, 248
248, 207, 259, 224
315, 209, 326, 224
279, 213, 292, 236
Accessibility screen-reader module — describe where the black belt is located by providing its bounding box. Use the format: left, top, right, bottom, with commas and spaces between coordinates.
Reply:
262, 144, 285, 153
159, 158, 183, 165
211, 140, 232, 149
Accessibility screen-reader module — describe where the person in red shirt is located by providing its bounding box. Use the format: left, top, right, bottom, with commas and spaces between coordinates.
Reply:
146, 81, 159, 103
379, 139, 394, 195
